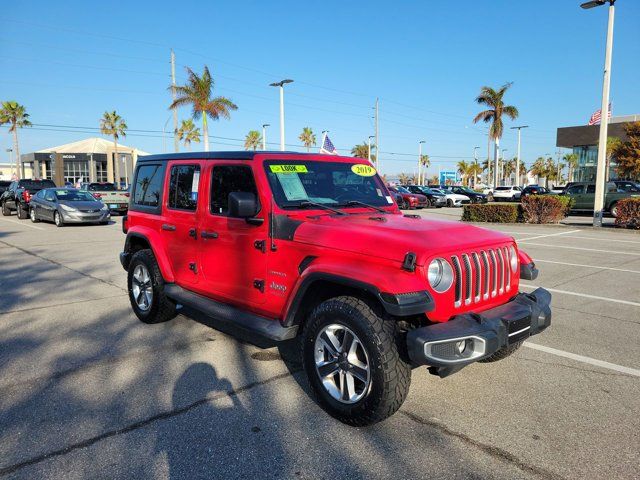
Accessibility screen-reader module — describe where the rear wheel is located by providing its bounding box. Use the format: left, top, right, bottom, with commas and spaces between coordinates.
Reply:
301, 296, 411, 426
610, 202, 619, 218
30, 207, 39, 223
127, 249, 177, 324
1, 202, 10, 216
54, 211, 64, 227
17, 203, 28, 219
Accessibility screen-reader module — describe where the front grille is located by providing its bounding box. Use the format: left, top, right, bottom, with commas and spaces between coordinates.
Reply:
451, 246, 514, 308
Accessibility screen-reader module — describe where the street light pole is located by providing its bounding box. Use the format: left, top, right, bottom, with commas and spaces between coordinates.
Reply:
270, 79, 293, 151
501, 149, 508, 185
368, 135, 375, 163
473, 146, 479, 187
262, 124, 270, 150
418, 140, 425, 185
581, 0, 616, 227
511, 125, 528, 188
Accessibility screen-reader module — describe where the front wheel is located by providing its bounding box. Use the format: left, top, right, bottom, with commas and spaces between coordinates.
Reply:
17, 203, 28, 219
54, 211, 64, 227
447, 199, 454, 207
2, 201, 10, 216
127, 249, 177, 324
610, 202, 619, 218
302, 296, 411, 426
30, 207, 39, 223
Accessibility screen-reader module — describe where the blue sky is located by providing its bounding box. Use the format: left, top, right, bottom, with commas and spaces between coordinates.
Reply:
1, 0, 639, 175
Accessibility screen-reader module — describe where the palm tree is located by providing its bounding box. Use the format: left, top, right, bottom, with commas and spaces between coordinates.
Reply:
606, 136, 621, 181
100, 111, 127, 187
503, 158, 516, 184
430, 174, 439, 186
544, 157, 558, 187
351, 142, 376, 163
518, 161, 528, 186
244, 130, 262, 151
481, 158, 492, 185
0, 101, 31, 179
456, 160, 469, 186
563, 153, 578, 182
530, 157, 547, 185
398, 173, 411, 185
298, 127, 316, 152
467, 161, 483, 188
169, 66, 237, 151
473, 83, 519, 186
419, 154, 430, 184
176, 119, 201, 150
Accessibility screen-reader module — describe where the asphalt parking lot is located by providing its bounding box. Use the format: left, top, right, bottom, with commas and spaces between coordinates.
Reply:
0, 209, 638, 480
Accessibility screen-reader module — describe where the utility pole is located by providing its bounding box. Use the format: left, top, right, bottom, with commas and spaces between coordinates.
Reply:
375, 98, 379, 171
170, 49, 179, 153
511, 125, 528, 188
368, 135, 374, 163
262, 124, 269, 150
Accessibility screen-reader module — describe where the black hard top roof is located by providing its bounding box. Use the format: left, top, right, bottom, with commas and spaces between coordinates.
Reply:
139, 151, 311, 162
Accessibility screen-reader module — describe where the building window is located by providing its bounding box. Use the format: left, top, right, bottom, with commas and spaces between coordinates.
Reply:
96, 161, 108, 182
63, 160, 89, 185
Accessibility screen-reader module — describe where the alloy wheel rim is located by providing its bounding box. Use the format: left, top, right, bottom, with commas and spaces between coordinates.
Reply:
314, 324, 371, 404
55, 212, 61, 225
131, 264, 153, 311
30, 209, 35, 221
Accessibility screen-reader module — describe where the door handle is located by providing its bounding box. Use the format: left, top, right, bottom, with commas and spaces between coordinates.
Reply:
188, 227, 197, 239
201, 230, 218, 239
161, 224, 176, 231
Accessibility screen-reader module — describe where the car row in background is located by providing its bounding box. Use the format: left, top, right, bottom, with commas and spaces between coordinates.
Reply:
404, 185, 447, 207
0, 178, 57, 218
29, 188, 111, 226
387, 186, 428, 209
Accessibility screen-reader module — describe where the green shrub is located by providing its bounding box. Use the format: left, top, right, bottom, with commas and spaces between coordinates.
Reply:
521, 195, 572, 224
614, 198, 640, 229
462, 204, 519, 223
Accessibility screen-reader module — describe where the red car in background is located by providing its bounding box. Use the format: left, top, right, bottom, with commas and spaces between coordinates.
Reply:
388, 185, 427, 209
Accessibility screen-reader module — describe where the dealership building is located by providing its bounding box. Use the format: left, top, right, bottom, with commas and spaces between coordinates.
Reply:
19, 137, 148, 186
556, 114, 639, 182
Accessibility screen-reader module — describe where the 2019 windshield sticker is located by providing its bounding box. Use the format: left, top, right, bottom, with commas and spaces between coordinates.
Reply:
351, 164, 376, 177
270, 165, 308, 174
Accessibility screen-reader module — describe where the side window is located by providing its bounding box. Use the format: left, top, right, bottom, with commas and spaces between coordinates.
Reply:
168, 164, 200, 211
35, 190, 45, 199
133, 165, 164, 207
586, 185, 596, 194
210, 165, 258, 216
567, 185, 584, 195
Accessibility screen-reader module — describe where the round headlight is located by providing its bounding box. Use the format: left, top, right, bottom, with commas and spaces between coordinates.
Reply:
428, 258, 454, 293
509, 245, 518, 273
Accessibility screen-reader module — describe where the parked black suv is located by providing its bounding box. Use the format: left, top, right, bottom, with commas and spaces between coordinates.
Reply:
444, 186, 488, 204
403, 185, 446, 207
0, 179, 56, 218
521, 185, 552, 198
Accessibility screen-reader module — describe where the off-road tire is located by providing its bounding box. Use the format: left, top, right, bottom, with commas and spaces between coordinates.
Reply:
127, 249, 177, 324
2, 201, 10, 216
17, 203, 28, 219
301, 296, 411, 426
478, 340, 524, 363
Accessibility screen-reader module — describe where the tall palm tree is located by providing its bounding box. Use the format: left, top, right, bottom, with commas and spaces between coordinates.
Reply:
473, 83, 519, 186
244, 130, 262, 151
563, 153, 578, 182
176, 119, 201, 150
518, 160, 528, 186
398, 173, 410, 185
481, 158, 492, 185
530, 157, 547, 185
351, 143, 372, 161
100, 111, 127, 187
298, 127, 316, 152
419, 154, 430, 184
467, 161, 483, 188
0, 101, 31, 179
456, 160, 469, 186
169, 66, 237, 151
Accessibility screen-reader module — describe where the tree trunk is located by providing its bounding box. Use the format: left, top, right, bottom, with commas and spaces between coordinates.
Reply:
13, 128, 20, 180
113, 139, 120, 189
494, 137, 500, 187
202, 114, 209, 151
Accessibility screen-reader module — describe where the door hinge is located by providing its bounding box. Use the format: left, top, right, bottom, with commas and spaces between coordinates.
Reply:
253, 279, 265, 292
254, 239, 266, 253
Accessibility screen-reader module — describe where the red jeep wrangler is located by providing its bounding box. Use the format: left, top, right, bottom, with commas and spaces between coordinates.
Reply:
120, 152, 550, 426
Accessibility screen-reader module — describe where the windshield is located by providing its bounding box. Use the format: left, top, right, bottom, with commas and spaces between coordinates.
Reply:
54, 190, 98, 202
431, 188, 444, 194
395, 186, 411, 194
264, 160, 392, 209
88, 183, 116, 191
457, 187, 476, 194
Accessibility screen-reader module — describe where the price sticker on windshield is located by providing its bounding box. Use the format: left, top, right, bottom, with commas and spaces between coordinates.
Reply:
351, 164, 377, 177
270, 165, 308, 174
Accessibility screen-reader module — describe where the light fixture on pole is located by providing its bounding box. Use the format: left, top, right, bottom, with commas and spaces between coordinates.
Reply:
418, 140, 426, 185
581, 0, 616, 227
262, 124, 270, 150
510, 125, 528, 187
269, 79, 294, 151
368, 136, 375, 163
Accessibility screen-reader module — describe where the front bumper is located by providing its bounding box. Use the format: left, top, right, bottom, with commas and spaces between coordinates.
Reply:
407, 288, 551, 375
61, 209, 111, 223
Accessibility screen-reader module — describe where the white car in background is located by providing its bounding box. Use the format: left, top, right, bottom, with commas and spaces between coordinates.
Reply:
491, 186, 522, 201
431, 188, 470, 207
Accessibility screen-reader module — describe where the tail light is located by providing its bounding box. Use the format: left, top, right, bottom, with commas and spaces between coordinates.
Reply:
123, 192, 130, 197
22, 191, 31, 202
93, 193, 102, 199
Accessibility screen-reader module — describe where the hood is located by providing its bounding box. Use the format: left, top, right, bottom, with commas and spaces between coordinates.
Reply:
291, 213, 513, 265
59, 200, 103, 210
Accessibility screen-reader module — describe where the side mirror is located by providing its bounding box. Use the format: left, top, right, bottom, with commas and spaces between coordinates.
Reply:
228, 191, 259, 219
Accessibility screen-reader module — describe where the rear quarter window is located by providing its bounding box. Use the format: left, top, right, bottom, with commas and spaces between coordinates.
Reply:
131, 164, 165, 213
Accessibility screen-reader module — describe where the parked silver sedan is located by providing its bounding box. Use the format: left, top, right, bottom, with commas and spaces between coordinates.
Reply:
29, 188, 111, 227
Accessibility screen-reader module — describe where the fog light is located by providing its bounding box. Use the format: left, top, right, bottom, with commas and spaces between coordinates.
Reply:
455, 340, 467, 354
537, 312, 547, 328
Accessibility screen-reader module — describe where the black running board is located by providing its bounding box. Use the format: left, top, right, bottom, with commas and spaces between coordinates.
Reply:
165, 284, 298, 342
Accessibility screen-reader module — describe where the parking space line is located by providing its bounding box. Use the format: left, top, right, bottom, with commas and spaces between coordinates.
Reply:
516, 229, 581, 242
520, 284, 640, 307
524, 342, 640, 378
0, 217, 44, 230
533, 259, 640, 274
557, 234, 640, 245
518, 242, 640, 256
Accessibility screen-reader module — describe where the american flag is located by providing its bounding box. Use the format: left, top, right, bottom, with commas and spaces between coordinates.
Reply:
588, 103, 612, 125
320, 134, 338, 155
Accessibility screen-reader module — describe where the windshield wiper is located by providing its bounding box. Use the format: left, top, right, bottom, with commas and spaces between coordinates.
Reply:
298, 200, 346, 215
341, 200, 387, 213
